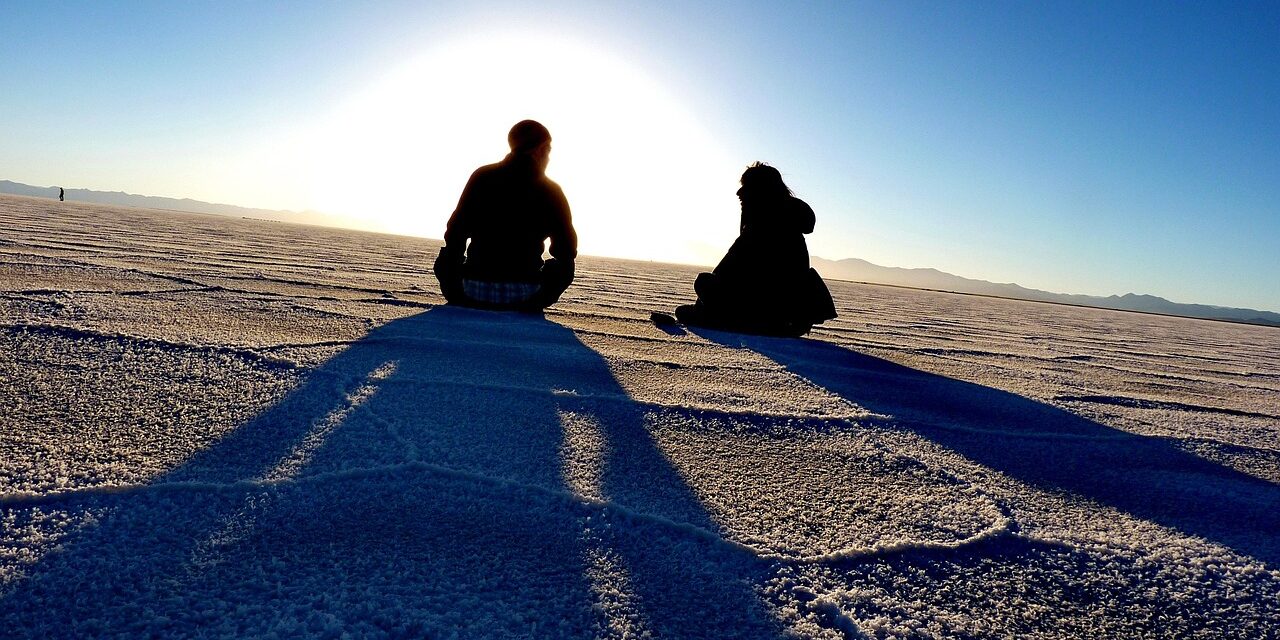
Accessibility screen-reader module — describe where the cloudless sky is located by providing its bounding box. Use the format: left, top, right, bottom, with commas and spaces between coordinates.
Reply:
2, 1, 1277, 311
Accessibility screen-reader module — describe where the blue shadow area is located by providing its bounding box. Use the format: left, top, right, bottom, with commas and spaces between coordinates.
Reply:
695, 329, 1280, 568
1, 307, 784, 638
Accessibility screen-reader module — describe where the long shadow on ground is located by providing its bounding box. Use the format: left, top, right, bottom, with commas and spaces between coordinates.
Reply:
2, 307, 784, 638
695, 329, 1280, 568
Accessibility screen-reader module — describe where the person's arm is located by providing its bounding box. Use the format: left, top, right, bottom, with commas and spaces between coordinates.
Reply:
435, 170, 481, 302
546, 184, 577, 264
712, 235, 748, 278
440, 171, 482, 264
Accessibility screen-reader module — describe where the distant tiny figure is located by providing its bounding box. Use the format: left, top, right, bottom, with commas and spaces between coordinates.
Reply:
434, 120, 577, 311
670, 162, 836, 336
59, 187, 64, 202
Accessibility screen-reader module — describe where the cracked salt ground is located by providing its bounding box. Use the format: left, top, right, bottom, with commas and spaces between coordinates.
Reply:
18, 288, 373, 349
1, 470, 779, 638
3, 195, 1280, 638
0, 330, 300, 493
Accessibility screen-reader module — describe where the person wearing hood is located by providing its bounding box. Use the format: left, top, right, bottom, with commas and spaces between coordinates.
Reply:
434, 120, 577, 311
671, 162, 837, 336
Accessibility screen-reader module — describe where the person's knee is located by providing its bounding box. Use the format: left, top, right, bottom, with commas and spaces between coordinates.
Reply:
694, 272, 722, 300
436, 280, 467, 305
433, 251, 467, 304
531, 258, 575, 308
543, 258, 574, 284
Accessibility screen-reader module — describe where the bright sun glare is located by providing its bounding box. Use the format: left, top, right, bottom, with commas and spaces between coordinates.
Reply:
259, 32, 744, 266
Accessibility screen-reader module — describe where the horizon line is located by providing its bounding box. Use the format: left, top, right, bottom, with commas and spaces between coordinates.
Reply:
2, 183, 1277, 318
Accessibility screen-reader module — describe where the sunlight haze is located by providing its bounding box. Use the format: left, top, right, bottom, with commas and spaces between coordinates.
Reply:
292, 32, 741, 266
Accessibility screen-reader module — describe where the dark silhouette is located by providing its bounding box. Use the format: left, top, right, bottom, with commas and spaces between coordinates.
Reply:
672, 163, 836, 336
58, 187, 64, 202
434, 120, 577, 311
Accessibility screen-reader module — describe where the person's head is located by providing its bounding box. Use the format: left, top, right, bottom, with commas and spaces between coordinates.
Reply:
736, 161, 791, 204
508, 119, 552, 171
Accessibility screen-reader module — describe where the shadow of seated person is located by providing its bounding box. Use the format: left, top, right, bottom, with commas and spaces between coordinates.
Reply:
668, 163, 836, 336
2, 306, 787, 638
693, 328, 1280, 568
434, 119, 577, 311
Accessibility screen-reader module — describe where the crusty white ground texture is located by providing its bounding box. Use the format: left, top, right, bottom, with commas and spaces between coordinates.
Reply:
1, 194, 1278, 639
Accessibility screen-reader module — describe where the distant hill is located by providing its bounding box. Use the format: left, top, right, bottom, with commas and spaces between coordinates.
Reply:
0, 180, 364, 230
812, 256, 1280, 328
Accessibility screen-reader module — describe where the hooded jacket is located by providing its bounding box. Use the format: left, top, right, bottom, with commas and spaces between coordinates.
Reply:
713, 195, 815, 290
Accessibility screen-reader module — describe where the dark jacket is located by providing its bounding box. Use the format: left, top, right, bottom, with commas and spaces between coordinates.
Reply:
714, 195, 815, 292
695, 194, 835, 332
441, 154, 576, 282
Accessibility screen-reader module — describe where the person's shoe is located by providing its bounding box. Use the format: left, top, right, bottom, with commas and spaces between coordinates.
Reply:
651, 311, 679, 326
674, 304, 701, 325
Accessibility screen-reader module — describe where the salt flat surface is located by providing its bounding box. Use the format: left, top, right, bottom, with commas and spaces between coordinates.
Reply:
2, 194, 1278, 638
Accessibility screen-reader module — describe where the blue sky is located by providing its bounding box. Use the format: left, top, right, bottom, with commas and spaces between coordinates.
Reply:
2, 1, 1277, 311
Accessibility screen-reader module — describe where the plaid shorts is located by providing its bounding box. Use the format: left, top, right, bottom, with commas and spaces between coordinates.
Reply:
462, 279, 541, 305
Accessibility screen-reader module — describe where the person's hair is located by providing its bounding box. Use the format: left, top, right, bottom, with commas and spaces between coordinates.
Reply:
739, 162, 792, 198
508, 120, 551, 154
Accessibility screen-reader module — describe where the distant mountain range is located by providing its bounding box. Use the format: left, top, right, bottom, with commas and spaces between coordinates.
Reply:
0, 180, 363, 230
812, 256, 1280, 328
5, 179, 1275, 328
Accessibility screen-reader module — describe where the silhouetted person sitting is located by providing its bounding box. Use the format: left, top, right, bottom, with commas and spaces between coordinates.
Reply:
671, 162, 836, 336
433, 120, 577, 311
